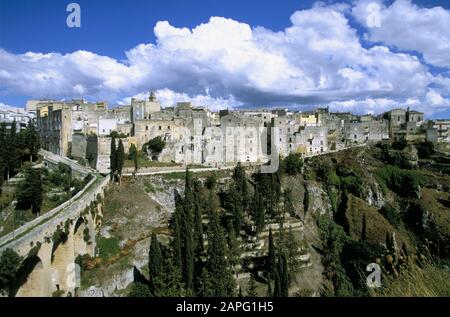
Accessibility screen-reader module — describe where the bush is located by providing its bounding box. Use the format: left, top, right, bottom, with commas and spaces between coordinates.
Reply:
96, 236, 120, 260
205, 173, 218, 189
128, 282, 151, 297
375, 165, 425, 198
326, 171, 341, 187
109, 131, 128, 138
416, 141, 435, 159
283, 153, 303, 175
144, 136, 166, 156
379, 204, 401, 228
341, 175, 363, 197
392, 139, 407, 150
0, 248, 22, 296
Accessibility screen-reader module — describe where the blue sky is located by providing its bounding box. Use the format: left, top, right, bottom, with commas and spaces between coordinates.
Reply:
1, 0, 449, 118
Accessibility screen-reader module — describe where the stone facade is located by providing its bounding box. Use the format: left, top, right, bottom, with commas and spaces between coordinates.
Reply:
34, 93, 444, 169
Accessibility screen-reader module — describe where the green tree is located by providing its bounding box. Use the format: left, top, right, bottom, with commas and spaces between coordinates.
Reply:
230, 186, 244, 234
283, 152, 303, 175
5, 120, 19, 180
251, 188, 265, 234
205, 173, 217, 190
153, 254, 184, 297
279, 253, 289, 297
247, 273, 257, 297
16, 167, 43, 215
283, 189, 295, 217
273, 270, 281, 297
204, 211, 236, 296
110, 136, 117, 179
268, 228, 276, 277
149, 232, 163, 294
228, 228, 241, 268
128, 144, 138, 171
146, 136, 166, 157
361, 213, 367, 241
128, 282, 151, 297
22, 121, 40, 162
117, 139, 125, 176
385, 231, 393, 251
171, 195, 183, 270
0, 248, 22, 296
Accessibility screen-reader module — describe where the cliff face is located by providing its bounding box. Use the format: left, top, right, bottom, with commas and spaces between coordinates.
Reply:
283, 144, 450, 296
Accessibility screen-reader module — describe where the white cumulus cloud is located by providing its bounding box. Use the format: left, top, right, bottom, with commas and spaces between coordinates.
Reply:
0, 1, 449, 117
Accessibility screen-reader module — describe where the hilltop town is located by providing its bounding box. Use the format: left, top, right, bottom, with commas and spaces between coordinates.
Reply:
1, 91, 450, 298
2, 91, 448, 173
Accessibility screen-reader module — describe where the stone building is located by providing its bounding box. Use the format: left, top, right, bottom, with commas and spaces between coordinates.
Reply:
434, 119, 450, 143
131, 91, 161, 122
37, 103, 72, 155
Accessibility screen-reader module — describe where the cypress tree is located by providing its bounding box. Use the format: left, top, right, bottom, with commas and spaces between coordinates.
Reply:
24, 121, 40, 162
385, 231, 392, 251
401, 242, 408, 256
231, 186, 243, 233
129, 144, 138, 170
361, 213, 367, 241
193, 182, 204, 258
16, 167, 42, 215
5, 120, 19, 180
280, 253, 289, 297
284, 189, 295, 217
149, 232, 163, 293
172, 192, 184, 270
252, 188, 265, 234
273, 270, 281, 297
110, 136, 117, 179
228, 227, 241, 268
182, 216, 194, 293
248, 273, 257, 297
117, 139, 125, 175
181, 169, 195, 292
153, 255, 184, 297
205, 211, 236, 296
268, 228, 276, 277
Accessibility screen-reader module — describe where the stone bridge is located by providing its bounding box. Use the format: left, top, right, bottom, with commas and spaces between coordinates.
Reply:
0, 150, 109, 297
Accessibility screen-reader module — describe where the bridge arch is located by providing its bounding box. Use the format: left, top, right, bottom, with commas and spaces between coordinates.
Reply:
50, 229, 75, 294
15, 255, 46, 297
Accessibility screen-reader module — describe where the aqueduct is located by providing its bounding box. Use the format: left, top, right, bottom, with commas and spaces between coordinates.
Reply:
0, 150, 109, 297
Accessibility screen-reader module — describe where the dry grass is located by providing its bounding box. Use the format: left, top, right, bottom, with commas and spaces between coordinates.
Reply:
371, 258, 450, 297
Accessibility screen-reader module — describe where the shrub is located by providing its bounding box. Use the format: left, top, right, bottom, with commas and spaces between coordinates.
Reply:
379, 204, 401, 228
145, 136, 166, 156
128, 282, 151, 297
205, 173, 218, 189
375, 165, 425, 198
96, 236, 120, 260
283, 153, 303, 175
416, 141, 435, 159
341, 175, 363, 197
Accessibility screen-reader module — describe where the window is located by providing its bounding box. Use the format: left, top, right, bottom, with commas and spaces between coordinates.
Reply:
354, 134, 357, 139
398, 116, 400, 121
320, 140, 323, 145
168, 126, 170, 130
146, 126, 148, 131
159, 126, 162, 130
